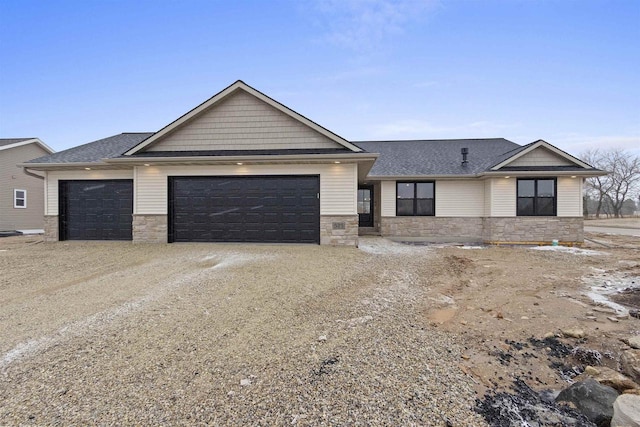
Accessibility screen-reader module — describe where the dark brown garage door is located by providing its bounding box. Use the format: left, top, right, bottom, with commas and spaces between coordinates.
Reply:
168, 176, 320, 243
59, 180, 133, 241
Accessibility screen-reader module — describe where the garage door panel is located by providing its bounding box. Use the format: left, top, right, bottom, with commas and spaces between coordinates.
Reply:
59, 180, 133, 241
169, 176, 320, 243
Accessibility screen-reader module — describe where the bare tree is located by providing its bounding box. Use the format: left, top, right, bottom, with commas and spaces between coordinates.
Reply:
582, 148, 640, 218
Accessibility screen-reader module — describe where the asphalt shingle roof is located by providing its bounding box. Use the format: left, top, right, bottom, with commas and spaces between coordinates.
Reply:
0, 138, 34, 147
26, 133, 153, 164
354, 138, 521, 176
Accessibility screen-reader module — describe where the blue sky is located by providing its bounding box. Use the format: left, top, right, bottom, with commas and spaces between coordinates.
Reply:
1, 0, 639, 156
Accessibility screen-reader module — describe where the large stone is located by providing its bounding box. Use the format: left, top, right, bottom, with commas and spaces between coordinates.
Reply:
621, 350, 640, 384
556, 379, 619, 427
611, 394, 640, 427
627, 336, 640, 350
576, 366, 639, 393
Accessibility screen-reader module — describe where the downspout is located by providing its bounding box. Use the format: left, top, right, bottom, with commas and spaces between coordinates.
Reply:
21, 167, 45, 180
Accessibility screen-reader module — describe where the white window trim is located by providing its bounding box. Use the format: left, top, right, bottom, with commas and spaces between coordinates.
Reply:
14, 189, 27, 209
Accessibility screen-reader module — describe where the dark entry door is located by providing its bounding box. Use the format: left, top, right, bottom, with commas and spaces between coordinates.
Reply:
358, 186, 374, 227
168, 175, 320, 243
59, 180, 133, 241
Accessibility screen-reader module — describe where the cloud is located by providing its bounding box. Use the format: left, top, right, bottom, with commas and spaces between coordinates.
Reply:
309, 0, 438, 51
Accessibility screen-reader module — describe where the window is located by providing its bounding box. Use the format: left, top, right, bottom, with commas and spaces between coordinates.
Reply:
517, 179, 556, 216
14, 189, 27, 208
396, 182, 434, 216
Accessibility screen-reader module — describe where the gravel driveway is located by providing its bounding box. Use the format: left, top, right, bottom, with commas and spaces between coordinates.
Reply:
0, 238, 485, 426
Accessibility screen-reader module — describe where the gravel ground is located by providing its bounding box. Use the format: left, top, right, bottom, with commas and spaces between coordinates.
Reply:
0, 238, 486, 426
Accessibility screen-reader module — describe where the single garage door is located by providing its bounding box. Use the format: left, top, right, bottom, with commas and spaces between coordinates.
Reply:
59, 180, 133, 241
169, 175, 320, 243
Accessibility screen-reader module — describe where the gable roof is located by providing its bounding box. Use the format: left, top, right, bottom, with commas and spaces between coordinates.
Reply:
0, 138, 54, 154
25, 133, 152, 164
489, 139, 593, 170
355, 138, 520, 177
125, 80, 362, 155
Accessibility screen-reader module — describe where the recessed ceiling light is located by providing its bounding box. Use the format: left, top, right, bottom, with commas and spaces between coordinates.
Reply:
571, 175, 577, 178
143, 163, 150, 167
504, 176, 510, 179
85, 167, 91, 171
334, 161, 341, 164
237, 162, 243, 165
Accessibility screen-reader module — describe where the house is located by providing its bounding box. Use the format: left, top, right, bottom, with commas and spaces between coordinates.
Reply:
1, 138, 54, 232
22, 80, 605, 246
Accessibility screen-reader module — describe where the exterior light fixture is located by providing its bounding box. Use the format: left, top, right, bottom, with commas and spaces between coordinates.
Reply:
571, 175, 577, 178
85, 167, 91, 171
504, 176, 510, 179
143, 163, 150, 167
334, 161, 341, 164
236, 162, 243, 165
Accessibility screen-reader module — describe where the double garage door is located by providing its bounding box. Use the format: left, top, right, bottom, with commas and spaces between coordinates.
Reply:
59, 176, 320, 244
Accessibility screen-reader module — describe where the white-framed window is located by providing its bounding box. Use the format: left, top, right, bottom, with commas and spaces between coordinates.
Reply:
14, 189, 27, 208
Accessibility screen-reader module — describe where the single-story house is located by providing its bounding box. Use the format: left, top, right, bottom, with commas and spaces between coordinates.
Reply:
23, 80, 605, 246
1, 138, 54, 232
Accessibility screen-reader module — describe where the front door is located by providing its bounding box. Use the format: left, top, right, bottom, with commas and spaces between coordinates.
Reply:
358, 186, 374, 227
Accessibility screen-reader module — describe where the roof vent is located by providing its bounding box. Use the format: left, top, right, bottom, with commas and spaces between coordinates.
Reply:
461, 147, 469, 166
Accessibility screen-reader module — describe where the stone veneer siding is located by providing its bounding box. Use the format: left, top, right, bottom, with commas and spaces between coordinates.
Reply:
483, 217, 583, 243
380, 217, 484, 241
133, 214, 168, 243
320, 215, 358, 246
380, 216, 584, 244
43, 215, 59, 242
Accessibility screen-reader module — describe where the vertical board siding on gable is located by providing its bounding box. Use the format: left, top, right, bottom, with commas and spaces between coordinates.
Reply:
435, 181, 485, 217
380, 181, 396, 217
557, 177, 582, 217
508, 147, 574, 167
490, 178, 517, 216
135, 163, 357, 216
45, 170, 134, 215
146, 91, 342, 151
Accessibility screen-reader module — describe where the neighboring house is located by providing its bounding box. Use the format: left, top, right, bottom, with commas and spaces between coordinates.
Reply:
23, 81, 605, 246
1, 138, 54, 232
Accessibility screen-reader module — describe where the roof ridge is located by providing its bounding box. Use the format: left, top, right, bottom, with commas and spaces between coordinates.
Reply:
354, 138, 512, 143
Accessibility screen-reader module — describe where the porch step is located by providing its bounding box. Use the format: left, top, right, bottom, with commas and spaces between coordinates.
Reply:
358, 227, 381, 236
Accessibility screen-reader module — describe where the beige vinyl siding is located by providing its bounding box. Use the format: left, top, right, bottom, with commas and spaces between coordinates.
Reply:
380, 181, 396, 216
508, 147, 574, 167
0, 144, 49, 230
135, 163, 357, 216
45, 170, 134, 215
484, 180, 493, 216
557, 177, 582, 217
147, 91, 343, 152
435, 181, 485, 217
489, 178, 517, 216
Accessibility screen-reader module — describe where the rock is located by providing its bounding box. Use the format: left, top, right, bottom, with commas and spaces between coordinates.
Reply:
576, 366, 639, 393
318, 335, 327, 342
556, 379, 618, 426
630, 309, 640, 319
607, 316, 620, 323
627, 336, 640, 350
621, 350, 640, 384
611, 394, 640, 427
543, 332, 556, 339
561, 329, 586, 339
585, 366, 600, 376
240, 378, 251, 386
521, 316, 529, 320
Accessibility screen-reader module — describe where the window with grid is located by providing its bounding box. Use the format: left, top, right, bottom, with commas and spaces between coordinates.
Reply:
396, 182, 434, 216
14, 189, 26, 208
517, 179, 556, 216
